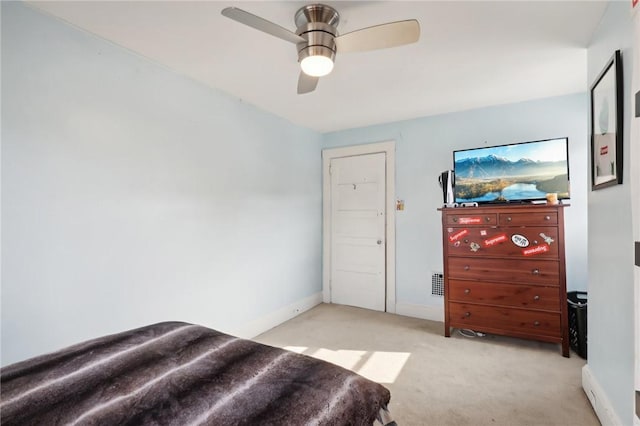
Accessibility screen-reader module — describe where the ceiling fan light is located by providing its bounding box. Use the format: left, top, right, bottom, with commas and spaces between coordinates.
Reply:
300, 54, 334, 77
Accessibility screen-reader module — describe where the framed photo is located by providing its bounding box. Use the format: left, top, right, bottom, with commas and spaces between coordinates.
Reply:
590, 50, 623, 190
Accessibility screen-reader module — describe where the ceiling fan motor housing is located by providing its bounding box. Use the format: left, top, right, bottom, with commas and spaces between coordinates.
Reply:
295, 4, 339, 65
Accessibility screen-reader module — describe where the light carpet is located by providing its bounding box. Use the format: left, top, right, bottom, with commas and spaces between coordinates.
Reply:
255, 303, 598, 426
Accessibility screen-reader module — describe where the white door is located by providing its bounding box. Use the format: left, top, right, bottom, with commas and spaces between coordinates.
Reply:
330, 153, 386, 311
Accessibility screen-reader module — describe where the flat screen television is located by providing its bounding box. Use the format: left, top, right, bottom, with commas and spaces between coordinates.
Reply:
453, 137, 570, 204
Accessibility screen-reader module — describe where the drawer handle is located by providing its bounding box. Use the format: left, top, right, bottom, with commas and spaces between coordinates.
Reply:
464, 288, 471, 294
464, 312, 471, 317
533, 295, 540, 301
506, 216, 512, 222
453, 217, 458, 222
545, 215, 551, 221
485, 216, 491, 222
532, 268, 540, 275
464, 265, 470, 271
533, 321, 541, 326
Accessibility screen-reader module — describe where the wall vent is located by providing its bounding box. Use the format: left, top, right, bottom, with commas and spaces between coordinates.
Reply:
431, 272, 444, 296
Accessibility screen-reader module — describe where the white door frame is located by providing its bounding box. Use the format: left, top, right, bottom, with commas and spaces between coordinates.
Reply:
322, 141, 396, 313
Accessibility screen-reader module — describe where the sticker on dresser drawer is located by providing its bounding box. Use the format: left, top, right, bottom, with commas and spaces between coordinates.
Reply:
458, 217, 482, 224
539, 232, 554, 245
523, 244, 550, 256
483, 233, 508, 247
448, 228, 469, 242
511, 234, 530, 247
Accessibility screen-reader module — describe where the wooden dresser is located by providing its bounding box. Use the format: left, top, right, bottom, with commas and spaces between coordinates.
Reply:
439, 204, 570, 357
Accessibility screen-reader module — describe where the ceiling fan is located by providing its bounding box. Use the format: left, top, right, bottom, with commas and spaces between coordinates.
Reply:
221, 3, 420, 94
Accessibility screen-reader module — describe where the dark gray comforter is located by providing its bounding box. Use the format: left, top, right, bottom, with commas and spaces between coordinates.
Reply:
0, 322, 392, 425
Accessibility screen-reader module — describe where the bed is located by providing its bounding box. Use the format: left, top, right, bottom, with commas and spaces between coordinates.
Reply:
0, 321, 394, 425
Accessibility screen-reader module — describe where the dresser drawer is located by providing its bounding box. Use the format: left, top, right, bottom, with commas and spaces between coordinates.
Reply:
447, 257, 559, 285
448, 280, 560, 310
498, 211, 557, 226
446, 226, 559, 258
446, 213, 496, 226
449, 302, 561, 337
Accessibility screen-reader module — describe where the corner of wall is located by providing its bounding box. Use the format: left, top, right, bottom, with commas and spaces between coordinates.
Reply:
229, 293, 323, 339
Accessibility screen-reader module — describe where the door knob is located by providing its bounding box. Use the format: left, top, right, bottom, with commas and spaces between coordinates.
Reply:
377, 240, 382, 245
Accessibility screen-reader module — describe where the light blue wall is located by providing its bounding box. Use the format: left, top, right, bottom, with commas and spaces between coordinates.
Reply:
586, 2, 636, 424
1, 2, 322, 366
323, 94, 590, 307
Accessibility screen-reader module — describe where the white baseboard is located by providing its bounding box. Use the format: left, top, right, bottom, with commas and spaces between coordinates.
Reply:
395, 302, 444, 322
582, 365, 623, 426
231, 292, 323, 339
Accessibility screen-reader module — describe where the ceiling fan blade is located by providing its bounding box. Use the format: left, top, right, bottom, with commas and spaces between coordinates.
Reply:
335, 19, 420, 53
221, 7, 305, 44
297, 72, 319, 94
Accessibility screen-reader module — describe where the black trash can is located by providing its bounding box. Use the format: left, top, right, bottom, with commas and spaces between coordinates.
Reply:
567, 291, 587, 359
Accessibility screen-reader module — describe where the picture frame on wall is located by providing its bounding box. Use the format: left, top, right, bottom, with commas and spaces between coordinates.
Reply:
590, 49, 623, 190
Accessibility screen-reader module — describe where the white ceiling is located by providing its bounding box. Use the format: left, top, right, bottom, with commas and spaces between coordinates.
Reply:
28, 1, 608, 133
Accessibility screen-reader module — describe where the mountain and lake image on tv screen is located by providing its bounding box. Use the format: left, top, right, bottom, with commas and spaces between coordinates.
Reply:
453, 138, 569, 203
